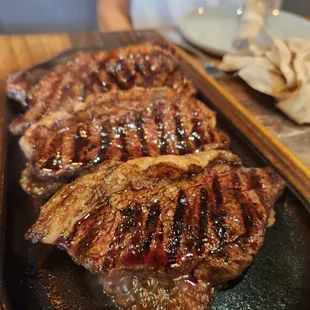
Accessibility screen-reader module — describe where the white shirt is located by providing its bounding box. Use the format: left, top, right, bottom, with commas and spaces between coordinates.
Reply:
130, 0, 244, 29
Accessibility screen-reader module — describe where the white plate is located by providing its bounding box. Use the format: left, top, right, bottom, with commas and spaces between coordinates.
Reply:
178, 7, 310, 56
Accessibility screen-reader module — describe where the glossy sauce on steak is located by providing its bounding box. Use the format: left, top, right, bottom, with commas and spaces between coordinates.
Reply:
7, 43, 194, 135
20, 89, 229, 181
26, 151, 285, 309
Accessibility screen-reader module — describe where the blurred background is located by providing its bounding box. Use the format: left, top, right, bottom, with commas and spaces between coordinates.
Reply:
0, 0, 309, 34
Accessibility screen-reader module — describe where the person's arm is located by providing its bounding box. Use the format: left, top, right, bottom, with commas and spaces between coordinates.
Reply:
97, 0, 131, 32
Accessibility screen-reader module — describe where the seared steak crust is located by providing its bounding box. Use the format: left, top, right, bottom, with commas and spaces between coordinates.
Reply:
7, 43, 194, 135
26, 150, 285, 284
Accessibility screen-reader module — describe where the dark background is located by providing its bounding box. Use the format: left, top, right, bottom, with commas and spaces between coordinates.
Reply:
0, 0, 309, 34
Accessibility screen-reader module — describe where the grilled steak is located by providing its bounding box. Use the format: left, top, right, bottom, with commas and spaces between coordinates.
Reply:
7, 42, 194, 135
20, 165, 67, 200
26, 150, 285, 309
20, 89, 229, 182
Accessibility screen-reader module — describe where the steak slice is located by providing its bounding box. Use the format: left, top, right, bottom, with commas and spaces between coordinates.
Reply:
26, 150, 285, 309
7, 42, 195, 135
20, 89, 230, 181
20, 165, 65, 200
20, 143, 229, 200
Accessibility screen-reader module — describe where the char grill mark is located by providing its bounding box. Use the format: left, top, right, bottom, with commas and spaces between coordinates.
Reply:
76, 56, 109, 98
135, 114, 149, 157
57, 80, 74, 106
57, 210, 93, 250
81, 73, 96, 98
103, 57, 135, 90
35, 78, 63, 122
167, 190, 188, 265
118, 123, 129, 161
60, 82, 73, 102
115, 59, 136, 90
40, 135, 62, 171
69, 205, 108, 259
197, 188, 209, 255
212, 176, 223, 206
211, 176, 226, 251
104, 60, 119, 88
191, 116, 208, 151
61, 126, 76, 167
208, 129, 216, 144
174, 105, 189, 155
155, 111, 169, 155
90, 70, 106, 93
78, 66, 99, 100
87, 124, 102, 164
182, 191, 197, 256
143, 203, 161, 254
249, 169, 270, 212
94, 124, 110, 164
46, 75, 75, 116
123, 206, 147, 266
42, 155, 60, 172
231, 170, 253, 236
104, 206, 143, 270
251, 169, 279, 219
250, 170, 262, 190
72, 125, 90, 164
143, 215, 167, 269
79, 84, 87, 101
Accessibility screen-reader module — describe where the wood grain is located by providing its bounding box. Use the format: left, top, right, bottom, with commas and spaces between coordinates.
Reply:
0, 30, 309, 204
0, 34, 71, 77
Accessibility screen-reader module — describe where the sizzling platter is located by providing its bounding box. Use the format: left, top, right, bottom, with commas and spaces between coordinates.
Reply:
2, 33, 310, 310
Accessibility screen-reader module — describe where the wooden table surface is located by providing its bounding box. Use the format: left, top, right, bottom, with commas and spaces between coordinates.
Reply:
0, 30, 309, 203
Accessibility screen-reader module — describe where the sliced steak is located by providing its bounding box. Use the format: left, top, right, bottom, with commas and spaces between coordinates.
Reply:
26, 150, 285, 283
20, 89, 230, 181
20, 165, 65, 200
7, 42, 194, 135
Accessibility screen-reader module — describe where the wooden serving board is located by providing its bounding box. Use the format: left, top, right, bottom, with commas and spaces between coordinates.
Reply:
0, 30, 309, 204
